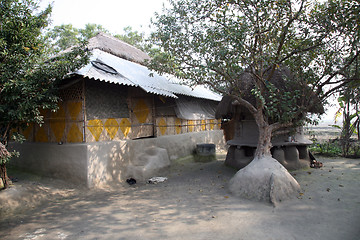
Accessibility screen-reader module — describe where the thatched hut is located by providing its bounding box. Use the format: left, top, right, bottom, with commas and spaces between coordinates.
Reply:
10, 33, 224, 187
216, 67, 324, 170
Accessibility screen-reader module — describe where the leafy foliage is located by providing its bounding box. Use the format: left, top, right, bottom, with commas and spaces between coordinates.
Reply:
0, 0, 89, 145
0, 0, 89, 188
148, 0, 359, 157
114, 26, 146, 51
45, 23, 109, 52
333, 82, 360, 156
310, 141, 343, 157
46, 24, 147, 52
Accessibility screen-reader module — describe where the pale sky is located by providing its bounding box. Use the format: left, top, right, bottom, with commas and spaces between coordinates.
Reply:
39, 0, 168, 35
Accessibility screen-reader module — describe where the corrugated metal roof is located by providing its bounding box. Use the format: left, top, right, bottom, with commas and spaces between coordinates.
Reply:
167, 82, 222, 101
75, 49, 222, 101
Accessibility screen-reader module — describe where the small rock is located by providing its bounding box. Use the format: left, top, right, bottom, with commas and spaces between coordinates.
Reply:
126, 178, 136, 185
147, 177, 167, 184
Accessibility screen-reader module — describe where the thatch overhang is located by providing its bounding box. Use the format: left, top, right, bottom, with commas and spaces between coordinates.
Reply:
215, 67, 325, 119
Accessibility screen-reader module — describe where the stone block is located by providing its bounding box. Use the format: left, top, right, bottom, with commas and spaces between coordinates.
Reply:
194, 143, 216, 162
126, 146, 170, 182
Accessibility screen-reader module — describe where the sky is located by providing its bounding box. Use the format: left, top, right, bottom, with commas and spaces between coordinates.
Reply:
39, 0, 168, 35
38, 0, 339, 125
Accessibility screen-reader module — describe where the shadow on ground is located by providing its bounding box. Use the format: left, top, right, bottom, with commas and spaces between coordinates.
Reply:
0, 154, 359, 240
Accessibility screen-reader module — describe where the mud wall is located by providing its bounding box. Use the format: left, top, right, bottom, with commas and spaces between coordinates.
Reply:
9, 130, 225, 188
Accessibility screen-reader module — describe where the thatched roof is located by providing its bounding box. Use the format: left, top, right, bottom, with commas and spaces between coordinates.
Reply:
215, 66, 324, 119
87, 32, 150, 64
215, 95, 235, 119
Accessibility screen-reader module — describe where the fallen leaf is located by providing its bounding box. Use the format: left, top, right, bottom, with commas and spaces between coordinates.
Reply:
224, 196, 229, 199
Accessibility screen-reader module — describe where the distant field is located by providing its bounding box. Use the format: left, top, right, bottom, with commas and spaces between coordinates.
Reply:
304, 125, 341, 142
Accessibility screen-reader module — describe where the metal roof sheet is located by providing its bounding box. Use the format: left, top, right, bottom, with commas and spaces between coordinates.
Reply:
75, 49, 222, 101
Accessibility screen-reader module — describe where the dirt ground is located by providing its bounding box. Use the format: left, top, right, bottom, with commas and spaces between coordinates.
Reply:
0, 153, 359, 240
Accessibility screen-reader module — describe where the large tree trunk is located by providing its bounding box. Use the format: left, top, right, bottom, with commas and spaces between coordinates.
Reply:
0, 141, 11, 189
228, 115, 301, 205
0, 163, 9, 189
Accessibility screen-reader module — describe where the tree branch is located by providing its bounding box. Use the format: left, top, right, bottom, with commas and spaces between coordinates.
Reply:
231, 95, 258, 115
267, 0, 305, 82
278, 42, 324, 64
316, 51, 360, 97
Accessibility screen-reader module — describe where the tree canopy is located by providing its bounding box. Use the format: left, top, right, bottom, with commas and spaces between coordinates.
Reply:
148, 0, 359, 151
46, 24, 146, 52
148, 0, 359, 202
0, 0, 89, 188
45, 23, 109, 52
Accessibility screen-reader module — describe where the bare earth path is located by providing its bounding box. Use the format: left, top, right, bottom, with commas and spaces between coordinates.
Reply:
0, 155, 359, 240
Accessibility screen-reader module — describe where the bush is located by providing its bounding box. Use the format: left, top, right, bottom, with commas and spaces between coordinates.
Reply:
309, 140, 342, 157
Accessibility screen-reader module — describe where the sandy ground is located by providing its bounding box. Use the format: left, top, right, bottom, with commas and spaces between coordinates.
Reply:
0, 153, 359, 240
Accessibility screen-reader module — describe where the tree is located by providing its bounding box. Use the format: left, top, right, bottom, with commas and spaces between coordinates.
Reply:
46, 23, 109, 52
45, 24, 80, 52
79, 23, 109, 40
46, 24, 147, 52
0, 0, 89, 189
114, 26, 146, 50
148, 0, 359, 203
315, 0, 360, 157
334, 82, 360, 156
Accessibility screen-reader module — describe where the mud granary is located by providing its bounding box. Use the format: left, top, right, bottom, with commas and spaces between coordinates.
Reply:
215, 67, 324, 171
10, 33, 225, 187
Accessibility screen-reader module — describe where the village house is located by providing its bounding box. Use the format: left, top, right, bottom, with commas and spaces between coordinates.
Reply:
10, 33, 224, 188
